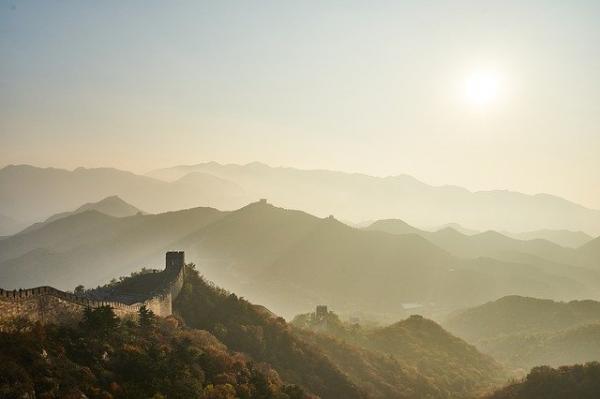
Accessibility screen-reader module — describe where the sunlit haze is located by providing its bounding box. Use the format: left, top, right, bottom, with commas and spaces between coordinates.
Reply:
1, 1, 599, 209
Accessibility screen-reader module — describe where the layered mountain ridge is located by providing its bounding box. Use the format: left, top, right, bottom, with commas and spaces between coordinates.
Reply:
1, 199, 598, 320
2, 163, 600, 236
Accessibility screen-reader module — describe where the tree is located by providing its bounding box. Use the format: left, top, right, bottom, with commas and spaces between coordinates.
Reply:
74, 285, 85, 296
81, 306, 120, 336
138, 305, 156, 330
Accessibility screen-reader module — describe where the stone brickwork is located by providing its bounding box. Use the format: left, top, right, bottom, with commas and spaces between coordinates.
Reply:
0, 252, 186, 327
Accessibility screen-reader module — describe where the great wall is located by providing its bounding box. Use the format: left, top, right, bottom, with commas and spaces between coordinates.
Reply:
0, 251, 186, 326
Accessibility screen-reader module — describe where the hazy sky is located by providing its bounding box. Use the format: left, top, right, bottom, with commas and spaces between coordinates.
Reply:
1, 1, 599, 208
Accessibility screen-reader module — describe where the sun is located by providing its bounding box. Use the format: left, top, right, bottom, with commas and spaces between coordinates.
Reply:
463, 70, 503, 108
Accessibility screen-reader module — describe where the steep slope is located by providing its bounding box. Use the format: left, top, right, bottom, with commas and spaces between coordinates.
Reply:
174, 267, 365, 399
147, 161, 600, 234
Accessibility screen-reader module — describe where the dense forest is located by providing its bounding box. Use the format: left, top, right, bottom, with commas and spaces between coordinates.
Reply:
0, 305, 307, 398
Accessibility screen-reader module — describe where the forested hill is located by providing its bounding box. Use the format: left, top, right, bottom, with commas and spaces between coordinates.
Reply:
173, 265, 365, 399
444, 295, 600, 341
364, 315, 506, 393
291, 309, 507, 398
0, 309, 308, 398
484, 362, 600, 399
444, 296, 600, 369
0, 265, 360, 399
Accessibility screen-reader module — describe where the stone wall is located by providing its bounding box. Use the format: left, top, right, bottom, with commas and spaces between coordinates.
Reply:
0, 259, 185, 327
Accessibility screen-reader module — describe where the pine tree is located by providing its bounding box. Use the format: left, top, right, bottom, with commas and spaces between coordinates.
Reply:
138, 305, 156, 330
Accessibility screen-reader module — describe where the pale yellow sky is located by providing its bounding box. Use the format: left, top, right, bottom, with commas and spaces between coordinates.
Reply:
1, 1, 599, 209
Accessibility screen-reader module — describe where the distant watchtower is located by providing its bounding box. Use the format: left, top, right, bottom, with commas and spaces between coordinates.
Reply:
316, 305, 328, 319
166, 251, 185, 272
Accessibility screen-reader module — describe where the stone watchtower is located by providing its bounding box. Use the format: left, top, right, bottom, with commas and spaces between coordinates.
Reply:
316, 305, 328, 319
165, 251, 185, 272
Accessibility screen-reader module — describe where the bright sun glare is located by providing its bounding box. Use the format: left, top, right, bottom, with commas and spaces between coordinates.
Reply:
463, 70, 503, 108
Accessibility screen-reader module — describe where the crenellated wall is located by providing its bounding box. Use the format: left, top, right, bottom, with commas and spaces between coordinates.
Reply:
0, 253, 186, 327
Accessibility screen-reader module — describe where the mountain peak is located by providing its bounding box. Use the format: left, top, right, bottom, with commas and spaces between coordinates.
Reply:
75, 195, 142, 216
436, 226, 464, 237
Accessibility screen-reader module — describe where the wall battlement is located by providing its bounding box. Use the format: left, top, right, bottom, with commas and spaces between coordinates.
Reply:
0, 251, 186, 326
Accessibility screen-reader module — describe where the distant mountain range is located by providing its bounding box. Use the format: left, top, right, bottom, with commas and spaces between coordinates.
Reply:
1, 199, 598, 319
0, 212, 21, 236
580, 236, 600, 260
0, 164, 247, 234
504, 229, 593, 249
2, 162, 600, 236
18, 195, 143, 235
365, 219, 589, 266
147, 161, 600, 235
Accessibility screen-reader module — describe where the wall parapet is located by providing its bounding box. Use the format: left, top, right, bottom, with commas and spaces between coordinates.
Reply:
0, 252, 186, 323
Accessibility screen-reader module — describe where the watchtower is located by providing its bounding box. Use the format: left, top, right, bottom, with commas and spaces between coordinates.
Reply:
316, 305, 328, 319
165, 251, 185, 272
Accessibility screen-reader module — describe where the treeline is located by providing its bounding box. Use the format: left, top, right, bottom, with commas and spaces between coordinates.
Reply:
0, 305, 307, 398
484, 362, 600, 399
